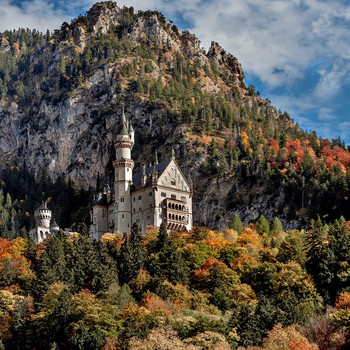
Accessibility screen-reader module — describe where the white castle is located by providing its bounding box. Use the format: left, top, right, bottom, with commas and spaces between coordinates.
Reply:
30, 202, 60, 243
90, 111, 193, 240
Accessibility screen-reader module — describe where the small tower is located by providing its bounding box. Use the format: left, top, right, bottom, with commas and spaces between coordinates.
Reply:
34, 202, 51, 230
113, 109, 134, 233
30, 202, 52, 243
50, 219, 60, 235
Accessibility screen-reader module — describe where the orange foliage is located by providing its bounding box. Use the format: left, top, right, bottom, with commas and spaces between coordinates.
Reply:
101, 337, 118, 350
204, 236, 229, 251
101, 232, 123, 249
269, 138, 279, 154
230, 254, 258, 273
240, 131, 249, 152
289, 341, 315, 350
142, 293, 177, 315
335, 292, 350, 309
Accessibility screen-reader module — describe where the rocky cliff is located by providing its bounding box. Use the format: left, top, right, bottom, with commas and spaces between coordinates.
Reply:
0, 1, 347, 230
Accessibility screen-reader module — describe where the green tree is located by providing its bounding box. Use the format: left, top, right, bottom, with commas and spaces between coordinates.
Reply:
271, 217, 283, 234
118, 223, 146, 285
256, 215, 270, 236
231, 214, 244, 234
147, 223, 189, 284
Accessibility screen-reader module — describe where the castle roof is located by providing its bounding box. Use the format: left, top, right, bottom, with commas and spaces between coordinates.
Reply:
35, 202, 50, 212
132, 160, 171, 190
50, 219, 59, 229
92, 193, 109, 206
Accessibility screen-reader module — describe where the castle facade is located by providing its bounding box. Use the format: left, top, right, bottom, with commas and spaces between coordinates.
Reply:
90, 112, 193, 239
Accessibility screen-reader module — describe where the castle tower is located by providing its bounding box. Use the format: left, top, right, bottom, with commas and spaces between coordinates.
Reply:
30, 201, 52, 243
34, 202, 51, 230
113, 110, 134, 233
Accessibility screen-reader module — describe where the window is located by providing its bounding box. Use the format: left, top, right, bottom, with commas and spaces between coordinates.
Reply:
122, 214, 124, 219
139, 207, 142, 212
149, 191, 152, 196
161, 192, 166, 197
133, 197, 135, 202
138, 195, 142, 200
120, 197, 124, 202
171, 194, 176, 200
181, 196, 187, 202
171, 179, 176, 186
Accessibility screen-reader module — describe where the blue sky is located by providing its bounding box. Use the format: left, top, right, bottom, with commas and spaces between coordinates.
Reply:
1, 0, 350, 145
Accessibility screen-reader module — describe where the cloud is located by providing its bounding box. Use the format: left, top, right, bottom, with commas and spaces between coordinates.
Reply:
0, 0, 96, 32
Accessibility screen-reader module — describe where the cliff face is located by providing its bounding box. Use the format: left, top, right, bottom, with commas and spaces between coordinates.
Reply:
0, 2, 326, 229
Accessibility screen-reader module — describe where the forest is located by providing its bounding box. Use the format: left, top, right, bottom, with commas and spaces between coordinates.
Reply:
0, 217, 350, 349
1, 4, 350, 349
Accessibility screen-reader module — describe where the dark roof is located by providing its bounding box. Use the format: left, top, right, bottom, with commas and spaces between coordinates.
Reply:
92, 193, 109, 206
50, 219, 59, 228
132, 160, 171, 190
35, 202, 50, 211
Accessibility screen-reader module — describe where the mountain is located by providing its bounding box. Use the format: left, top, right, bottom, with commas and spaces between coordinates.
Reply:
0, 1, 349, 231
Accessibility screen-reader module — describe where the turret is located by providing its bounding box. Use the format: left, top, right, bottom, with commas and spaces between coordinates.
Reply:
113, 109, 134, 233
141, 164, 147, 186
129, 120, 134, 143
152, 163, 158, 185
50, 219, 60, 235
34, 202, 51, 229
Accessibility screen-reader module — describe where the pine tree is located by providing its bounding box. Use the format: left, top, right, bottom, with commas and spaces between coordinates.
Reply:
271, 217, 283, 234
118, 223, 146, 285
256, 215, 270, 236
231, 214, 244, 234
147, 223, 189, 284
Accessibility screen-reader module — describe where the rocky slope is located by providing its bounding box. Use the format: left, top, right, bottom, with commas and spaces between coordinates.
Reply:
0, 1, 347, 229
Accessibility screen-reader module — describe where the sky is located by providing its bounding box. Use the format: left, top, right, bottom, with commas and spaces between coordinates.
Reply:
1, 0, 350, 145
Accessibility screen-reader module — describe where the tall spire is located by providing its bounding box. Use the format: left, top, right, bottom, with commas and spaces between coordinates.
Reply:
155, 150, 159, 165
120, 108, 128, 135
171, 147, 175, 160
187, 172, 193, 183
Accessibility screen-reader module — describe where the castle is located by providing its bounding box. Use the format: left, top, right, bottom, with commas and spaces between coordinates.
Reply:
90, 111, 193, 240
30, 202, 60, 243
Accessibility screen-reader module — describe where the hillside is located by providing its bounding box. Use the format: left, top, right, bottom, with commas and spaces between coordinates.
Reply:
0, 1, 349, 231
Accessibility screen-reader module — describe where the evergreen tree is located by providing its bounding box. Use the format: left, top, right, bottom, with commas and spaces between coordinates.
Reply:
118, 223, 146, 285
271, 217, 283, 234
231, 214, 244, 234
256, 215, 270, 236
147, 223, 189, 284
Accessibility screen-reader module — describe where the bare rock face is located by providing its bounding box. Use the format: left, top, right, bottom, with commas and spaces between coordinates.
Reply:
0, 2, 296, 230
207, 41, 245, 86
0, 37, 10, 52
86, 1, 122, 34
